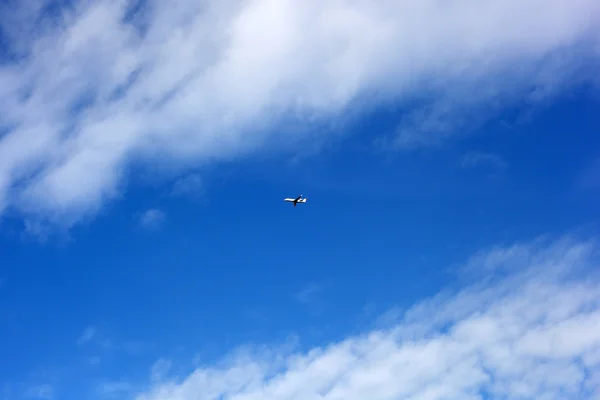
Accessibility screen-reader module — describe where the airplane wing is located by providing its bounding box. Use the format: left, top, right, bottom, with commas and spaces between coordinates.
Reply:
284, 195, 306, 205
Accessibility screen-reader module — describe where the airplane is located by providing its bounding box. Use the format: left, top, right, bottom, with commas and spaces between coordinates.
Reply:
284, 194, 307, 207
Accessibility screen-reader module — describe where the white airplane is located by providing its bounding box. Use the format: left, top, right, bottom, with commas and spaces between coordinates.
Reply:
284, 194, 307, 207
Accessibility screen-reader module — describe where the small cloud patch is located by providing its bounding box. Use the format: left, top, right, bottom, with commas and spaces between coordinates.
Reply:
139, 209, 166, 230
171, 174, 203, 198
77, 326, 96, 346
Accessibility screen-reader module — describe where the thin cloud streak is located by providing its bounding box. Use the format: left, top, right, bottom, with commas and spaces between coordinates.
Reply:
77, 326, 96, 346
461, 151, 507, 170
0, 0, 599, 227
294, 283, 322, 305
134, 235, 600, 400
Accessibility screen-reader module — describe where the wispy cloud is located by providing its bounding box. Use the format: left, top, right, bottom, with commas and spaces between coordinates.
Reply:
22, 219, 52, 242
132, 235, 600, 400
23, 384, 53, 400
294, 282, 326, 317
97, 381, 134, 398
77, 327, 148, 357
101, 337, 148, 355
88, 356, 101, 366
294, 282, 322, 305
77, 326, 96, 346
150, 359, 172, 383
461, 151, 508, 171
138, 209, 166, 230
0, 0, 599, 228
170, 174, 203, 198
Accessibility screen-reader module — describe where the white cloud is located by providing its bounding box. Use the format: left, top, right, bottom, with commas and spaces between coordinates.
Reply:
133, 235, 600, 400
1, 0, 599, 226
138, 208, 165, 230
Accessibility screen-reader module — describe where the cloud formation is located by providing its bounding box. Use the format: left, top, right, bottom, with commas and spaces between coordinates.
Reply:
133, 235, 600, 400
1, 0, 599, 226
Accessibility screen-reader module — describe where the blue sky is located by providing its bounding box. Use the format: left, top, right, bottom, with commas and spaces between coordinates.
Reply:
1, 0, 600, 399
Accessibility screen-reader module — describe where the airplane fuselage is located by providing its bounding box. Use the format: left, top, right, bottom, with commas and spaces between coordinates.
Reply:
284, 195, 307, 207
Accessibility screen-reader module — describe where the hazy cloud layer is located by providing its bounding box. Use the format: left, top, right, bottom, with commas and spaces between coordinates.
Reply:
133, 235, 600, 400
1, 0, 599, 226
